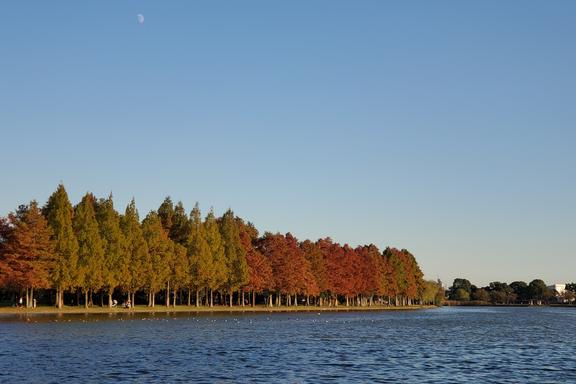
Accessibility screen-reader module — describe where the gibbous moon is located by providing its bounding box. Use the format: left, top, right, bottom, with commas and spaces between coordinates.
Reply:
137, 14, 145, 24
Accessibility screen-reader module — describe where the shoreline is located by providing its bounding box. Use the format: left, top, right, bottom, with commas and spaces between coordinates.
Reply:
0, 304, 434, 316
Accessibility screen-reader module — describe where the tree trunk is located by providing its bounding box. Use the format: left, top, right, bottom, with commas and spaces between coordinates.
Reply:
210, 290, 213, 307
229, 289, 233, 307
252, 290, 256, 307
187, 289, 191, 306
84, 290, 89, 309
108, 292, 113, 308
173, 290, 177, 307
166, 281, 170, 307
196, 289, 200, 307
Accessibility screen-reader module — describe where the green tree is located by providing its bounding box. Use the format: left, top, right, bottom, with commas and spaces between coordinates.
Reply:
449, 278, 472, 301
95, 194, 128, 307
187, 203, 212, 306
510, 281, 529, 303
454, 288, 470, 301
43, 184, 79, 308
74, 193, 105, 307
170, 201, 191, 246
219, 209, 248, 306
421, 280, 444, 306
158, 197, 174, 235
142, 212, 173, 307
204, 209, 228, 306
528, 279, 548, 304
120, 199, 149, 306
384, 248, 406, 305
170, 243, 189, 306
471, 288, 490, 302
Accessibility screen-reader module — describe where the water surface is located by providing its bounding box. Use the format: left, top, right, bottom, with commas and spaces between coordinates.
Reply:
1, 307, 575, 383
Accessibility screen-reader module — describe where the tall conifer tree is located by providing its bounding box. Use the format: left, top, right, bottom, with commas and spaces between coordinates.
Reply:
204, 209, 228, 306
219, 209, 248, 306
188, 203, 212, 306
158, 197, 174, 235
120, 199, 149, 306
142, 212, 173, 307
96, 194, 127, 307
43, 183, 79, 308
74, 193, 105, 307
170, 201, 191, 245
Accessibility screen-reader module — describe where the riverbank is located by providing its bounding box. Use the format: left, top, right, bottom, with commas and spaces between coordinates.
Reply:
443, 300, 576, 307
0, 304, 434, 315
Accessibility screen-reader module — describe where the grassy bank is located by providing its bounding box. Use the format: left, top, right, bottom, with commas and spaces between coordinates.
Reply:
0, 304, 434, 315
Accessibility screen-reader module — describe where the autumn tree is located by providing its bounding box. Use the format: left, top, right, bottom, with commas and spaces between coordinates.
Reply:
238, 219, 273, 306
301, 240, 327, 305
1, 202, 55, 307
356, 244, 385, 305
0, 216, 11, 288
43, 184, 79, 308
258, 233, 312, 306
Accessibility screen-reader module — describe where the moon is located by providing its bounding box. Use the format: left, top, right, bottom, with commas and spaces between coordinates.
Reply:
137, 14, 144, 24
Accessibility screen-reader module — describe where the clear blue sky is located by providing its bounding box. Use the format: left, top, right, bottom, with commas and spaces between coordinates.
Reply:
1, 1, 574, 287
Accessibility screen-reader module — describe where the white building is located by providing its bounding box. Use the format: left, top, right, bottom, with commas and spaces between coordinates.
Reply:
548, 283, 566, 295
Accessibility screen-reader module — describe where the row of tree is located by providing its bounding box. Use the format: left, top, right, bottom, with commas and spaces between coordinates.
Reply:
448, 278, 576, 305
0, 184, 431, 309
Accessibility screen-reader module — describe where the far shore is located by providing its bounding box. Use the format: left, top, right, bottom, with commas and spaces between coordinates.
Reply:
0, 304, 434, 316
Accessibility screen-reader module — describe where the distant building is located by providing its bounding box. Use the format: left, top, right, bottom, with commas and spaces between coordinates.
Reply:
548, 283, 566, 295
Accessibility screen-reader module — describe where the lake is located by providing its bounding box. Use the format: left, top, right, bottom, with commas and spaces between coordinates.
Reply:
1, 307, 575, 383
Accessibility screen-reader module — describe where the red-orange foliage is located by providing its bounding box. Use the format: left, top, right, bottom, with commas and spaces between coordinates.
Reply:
237, 220, 273, 293
0, 202, 55, 290
257, 233, 316, 296
356, 244, 385, 297
300, 240, 327, 293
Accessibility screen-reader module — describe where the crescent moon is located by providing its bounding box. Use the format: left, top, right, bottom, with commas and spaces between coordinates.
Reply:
137, 14, 144, 24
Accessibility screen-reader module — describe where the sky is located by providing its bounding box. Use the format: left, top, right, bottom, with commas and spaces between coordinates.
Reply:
1, 1, 574, 287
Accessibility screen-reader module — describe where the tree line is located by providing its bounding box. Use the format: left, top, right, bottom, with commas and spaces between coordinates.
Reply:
448, 278, 576, 305
0, 184, 434, 309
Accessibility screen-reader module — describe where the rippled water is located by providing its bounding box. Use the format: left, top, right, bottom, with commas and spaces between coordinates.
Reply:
1, 307, 575, 383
